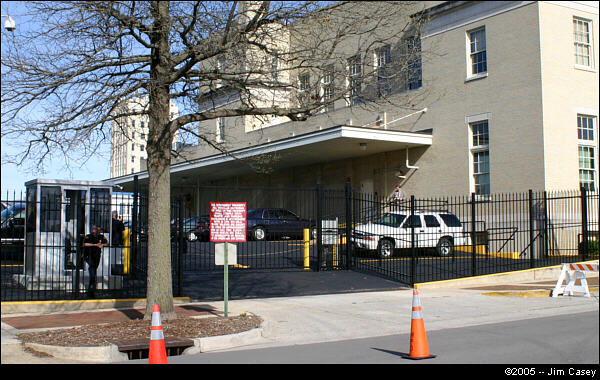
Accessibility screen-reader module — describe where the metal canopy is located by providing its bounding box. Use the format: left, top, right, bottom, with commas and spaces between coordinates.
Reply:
108, 125, 432, 190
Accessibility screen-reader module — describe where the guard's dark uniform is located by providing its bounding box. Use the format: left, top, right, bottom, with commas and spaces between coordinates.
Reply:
83, 232, 108, 297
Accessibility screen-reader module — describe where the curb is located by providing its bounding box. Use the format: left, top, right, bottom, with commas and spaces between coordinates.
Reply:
17, 325, 266, 363
482, 286, 599, 298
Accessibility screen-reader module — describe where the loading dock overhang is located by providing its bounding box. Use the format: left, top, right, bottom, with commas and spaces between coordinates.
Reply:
107, 125, 433, 191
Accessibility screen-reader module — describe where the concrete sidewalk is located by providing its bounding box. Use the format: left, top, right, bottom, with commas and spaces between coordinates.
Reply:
2, 272, 598, 364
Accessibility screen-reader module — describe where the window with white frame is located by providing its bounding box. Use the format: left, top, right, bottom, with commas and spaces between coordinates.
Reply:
578, 114, 597, 191
321, 65, 335, 112
573, 18, 593, 68
298, 72, 311, 107
216, 117, 226, 143
348, 54, 362, 105
470, 120, 490, 195
468, 27, 487, 76
376, 45, 392, 96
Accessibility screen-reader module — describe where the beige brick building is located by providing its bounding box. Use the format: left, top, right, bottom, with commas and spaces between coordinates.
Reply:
111, 1, 599, 202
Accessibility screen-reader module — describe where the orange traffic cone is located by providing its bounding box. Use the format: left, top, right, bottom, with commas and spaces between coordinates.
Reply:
403, 289, 436, 360
148, 304, 168, 364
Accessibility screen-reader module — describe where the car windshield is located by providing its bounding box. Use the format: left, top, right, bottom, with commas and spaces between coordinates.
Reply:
1, 203, 26, 223
373, 213, 406, 227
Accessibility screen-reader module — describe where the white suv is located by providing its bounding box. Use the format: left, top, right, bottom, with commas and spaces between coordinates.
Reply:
352, 211, 470, 257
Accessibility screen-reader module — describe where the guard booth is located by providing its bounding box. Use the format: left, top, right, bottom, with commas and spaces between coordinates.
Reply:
16, 179, 125, 292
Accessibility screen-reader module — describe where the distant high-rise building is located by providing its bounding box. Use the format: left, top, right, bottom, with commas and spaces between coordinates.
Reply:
110, 97, 179, 178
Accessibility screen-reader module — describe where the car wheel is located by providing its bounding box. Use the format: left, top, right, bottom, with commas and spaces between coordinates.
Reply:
253, 226, 266, 241
377, 238, 394, 258
437, 237, 453, 256
187, 232, 197, 242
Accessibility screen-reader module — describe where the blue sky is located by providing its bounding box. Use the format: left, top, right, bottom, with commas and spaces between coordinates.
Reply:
1, 1, 110, 196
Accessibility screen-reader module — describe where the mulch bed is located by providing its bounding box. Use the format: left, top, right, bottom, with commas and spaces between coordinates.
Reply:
18, 314, 262, 347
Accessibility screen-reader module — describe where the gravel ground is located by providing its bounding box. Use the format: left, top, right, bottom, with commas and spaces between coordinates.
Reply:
18, 314, 262, 347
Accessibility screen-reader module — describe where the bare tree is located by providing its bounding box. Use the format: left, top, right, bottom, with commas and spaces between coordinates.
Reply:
1, 1, 429, 319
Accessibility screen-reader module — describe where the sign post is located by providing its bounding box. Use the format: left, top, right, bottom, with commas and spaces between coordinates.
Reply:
210, 202, 247, 317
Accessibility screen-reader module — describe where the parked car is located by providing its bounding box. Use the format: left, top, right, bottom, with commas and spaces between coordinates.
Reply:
247, 208, 316, 241
352, 211, 470, 257
186, 216, 210, 242
171, 216, 210, 242
1, 202, 26, 257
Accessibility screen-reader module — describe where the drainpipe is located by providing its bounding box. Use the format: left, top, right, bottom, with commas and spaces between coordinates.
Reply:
406, 148, 419, 170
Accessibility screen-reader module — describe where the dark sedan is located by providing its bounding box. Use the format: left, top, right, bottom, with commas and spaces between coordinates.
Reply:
247, 208, 315, 241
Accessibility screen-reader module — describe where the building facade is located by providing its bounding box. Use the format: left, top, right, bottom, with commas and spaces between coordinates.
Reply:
110, 97, 179, 178
110, 1, 599, 204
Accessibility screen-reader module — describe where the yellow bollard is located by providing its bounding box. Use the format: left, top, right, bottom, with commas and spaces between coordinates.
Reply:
123, 228, 130, 274
303, 228, 310, 270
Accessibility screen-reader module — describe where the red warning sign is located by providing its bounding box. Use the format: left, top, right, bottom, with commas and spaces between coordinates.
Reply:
210, 202, 247, 242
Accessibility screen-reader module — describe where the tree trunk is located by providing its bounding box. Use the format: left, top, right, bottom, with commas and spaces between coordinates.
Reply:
144, 1, 176, 321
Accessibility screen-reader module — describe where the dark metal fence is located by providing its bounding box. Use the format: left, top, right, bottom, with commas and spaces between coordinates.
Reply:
1, 191, 152, 302
349, 188, 599, 285
2, 181, 598, 302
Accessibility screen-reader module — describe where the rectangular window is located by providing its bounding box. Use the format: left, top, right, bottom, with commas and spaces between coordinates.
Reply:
574, 18, 593, 67
578, 115, 597, 191
40, 186, 61, 233
469, 28, 487, 75
321, 65, 335, 112
348, 55, 362, 105
470, 120, 490, 195
472, 121, 489, 147
406, 37, 422, 90
298, 73, 310, 92
216, 117, 225, 143
376, 45, 392, 96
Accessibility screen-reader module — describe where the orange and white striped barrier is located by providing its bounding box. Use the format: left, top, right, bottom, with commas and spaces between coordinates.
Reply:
552, 261, 598, 298
148, 304, 168, 364
403, 289, 436, 360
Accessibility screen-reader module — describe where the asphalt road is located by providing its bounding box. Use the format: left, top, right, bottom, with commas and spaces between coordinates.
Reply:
127, 311, 599, 365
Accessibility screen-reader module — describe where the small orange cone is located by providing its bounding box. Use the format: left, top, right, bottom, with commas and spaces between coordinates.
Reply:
148, 304, 168, 364
403, 289, 436, 360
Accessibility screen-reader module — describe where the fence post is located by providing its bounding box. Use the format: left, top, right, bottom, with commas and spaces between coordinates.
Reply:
410, 195, 416, 286
580, 186, 588, 260
177, 194, 184, 297
471, 192, 476, 276
345, 181, 352, 270
316, 182, 323, 272
131, 175, 139, 276
543, 191, 549, 259
528, 189, 535, 267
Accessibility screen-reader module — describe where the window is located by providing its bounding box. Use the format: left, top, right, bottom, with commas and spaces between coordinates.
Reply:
406, 37, 422, 90
299, 72, 310, 92
348, 55, 362, 105
376, 45, 392, 96
140, 145, 145, 151
468, 28, 487, 76
40, 186, 61, 232
424, 215, 440, 227
470, 120, 490, 195
439, 214, 462, 227
473, 151, 490, 195
402, 215, 422, 228
321, 65, 335, 112
578, 115, 597, 191
574, 18, 593, 67
216, 117, 225, 143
